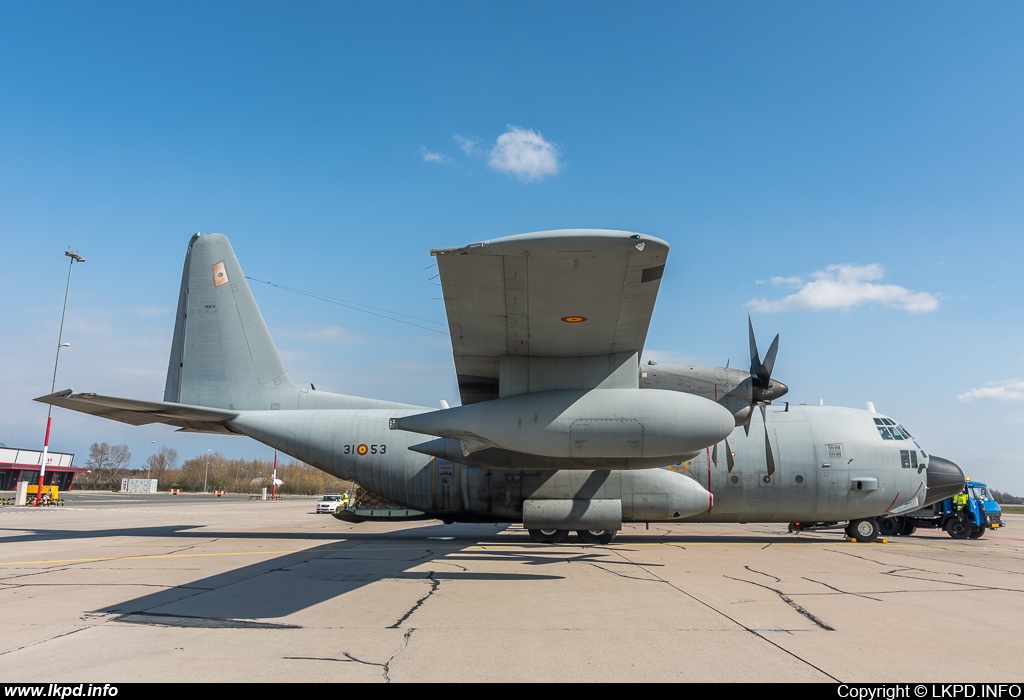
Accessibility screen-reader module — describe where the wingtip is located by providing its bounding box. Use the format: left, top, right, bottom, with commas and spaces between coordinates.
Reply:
34, 388, 74, 402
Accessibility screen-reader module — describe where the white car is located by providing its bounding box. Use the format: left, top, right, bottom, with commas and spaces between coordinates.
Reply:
316, 494, 346, 514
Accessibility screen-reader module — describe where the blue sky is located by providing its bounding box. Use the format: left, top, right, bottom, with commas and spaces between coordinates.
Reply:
3, 2, 1023, 491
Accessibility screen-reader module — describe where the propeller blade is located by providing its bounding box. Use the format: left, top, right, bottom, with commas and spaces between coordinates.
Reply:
712, 442, 718, 467
760, 333, 779, 384
726, 437, 735, 473
760, 404, 775, 478
748, 315, 761, 379
749, 316, 782, 403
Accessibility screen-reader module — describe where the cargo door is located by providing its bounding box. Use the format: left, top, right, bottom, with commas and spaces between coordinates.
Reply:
813, 440, 848, 517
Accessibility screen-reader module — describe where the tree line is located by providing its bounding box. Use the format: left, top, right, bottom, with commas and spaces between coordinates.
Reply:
74, 442, 353, 495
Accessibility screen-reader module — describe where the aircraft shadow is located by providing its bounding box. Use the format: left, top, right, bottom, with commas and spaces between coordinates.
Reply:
2, 520, 843, 624
90, 522, 585, 623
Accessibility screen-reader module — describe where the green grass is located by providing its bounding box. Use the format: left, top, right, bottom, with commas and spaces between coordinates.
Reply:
999, 504, 1024, 515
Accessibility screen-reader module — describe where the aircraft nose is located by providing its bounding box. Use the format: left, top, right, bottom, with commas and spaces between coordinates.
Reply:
923, 455, 966, 507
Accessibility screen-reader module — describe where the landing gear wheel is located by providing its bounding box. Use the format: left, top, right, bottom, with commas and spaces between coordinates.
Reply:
879, 518, 902, 537
900, 522, 917, 537
945, 519, 970, 539
969, 526, 986, 539
576, 530, 615, 544
529, 529, 569, 544
846, 518, 879, 542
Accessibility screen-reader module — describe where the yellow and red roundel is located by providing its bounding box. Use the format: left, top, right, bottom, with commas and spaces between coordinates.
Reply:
357, 444, 369, 456
561, 315, 587, 323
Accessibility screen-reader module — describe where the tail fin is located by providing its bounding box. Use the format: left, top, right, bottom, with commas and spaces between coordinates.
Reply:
164, 233, 298, 410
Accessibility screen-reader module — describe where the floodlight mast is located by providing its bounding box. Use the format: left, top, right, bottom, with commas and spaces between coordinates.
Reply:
35, 250, 85, 506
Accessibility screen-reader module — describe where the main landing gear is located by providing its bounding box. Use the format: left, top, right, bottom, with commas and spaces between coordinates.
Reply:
528, 529, 617, 545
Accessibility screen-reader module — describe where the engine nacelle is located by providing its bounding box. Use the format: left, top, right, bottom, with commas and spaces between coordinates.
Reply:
389, 388, 735, 460
642, 363, 768, 426
408, 437, 699, 470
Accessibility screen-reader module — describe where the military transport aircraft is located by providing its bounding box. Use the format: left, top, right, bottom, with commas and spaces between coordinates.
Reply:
36, 230, 964, 544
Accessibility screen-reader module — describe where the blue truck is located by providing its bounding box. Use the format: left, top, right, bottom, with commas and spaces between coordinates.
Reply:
880, 479, 1004, 539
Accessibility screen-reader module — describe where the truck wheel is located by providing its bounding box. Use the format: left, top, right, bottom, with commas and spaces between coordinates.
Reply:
879, 518, 901, 537
848, 518, 879, 542
969, 527, 985, 539
900, 522, 917, 536
944, 519, 970, 539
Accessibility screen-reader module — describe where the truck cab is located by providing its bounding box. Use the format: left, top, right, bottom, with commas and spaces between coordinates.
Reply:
953, 480, 1003, 538
881, 478, 1003, 539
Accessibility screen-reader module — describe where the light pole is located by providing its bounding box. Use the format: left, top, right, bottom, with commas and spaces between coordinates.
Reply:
203, 449, 211, 493
35, 249, 85, 506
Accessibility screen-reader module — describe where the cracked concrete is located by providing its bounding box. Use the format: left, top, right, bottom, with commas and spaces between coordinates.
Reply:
1, 497, 1022, 681
388, 574, 438, 628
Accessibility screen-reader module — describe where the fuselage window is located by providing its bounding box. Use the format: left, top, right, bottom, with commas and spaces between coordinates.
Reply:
910, 450, 918, 469
900, 450, 911, 468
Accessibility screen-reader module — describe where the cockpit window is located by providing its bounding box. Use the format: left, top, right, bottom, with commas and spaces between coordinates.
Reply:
874, 417, 913, 440
968, 485, 988, 501
900, 450, 920, 469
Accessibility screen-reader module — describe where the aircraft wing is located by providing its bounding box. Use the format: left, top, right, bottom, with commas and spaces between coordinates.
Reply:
35, 390, 241, 435
432, 230, 669, 405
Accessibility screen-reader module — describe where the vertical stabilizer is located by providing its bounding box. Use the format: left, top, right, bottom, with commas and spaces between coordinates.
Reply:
163, 233, 298, 410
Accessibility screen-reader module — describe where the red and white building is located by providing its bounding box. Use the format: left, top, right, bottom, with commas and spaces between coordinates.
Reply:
0, 445, 85, 491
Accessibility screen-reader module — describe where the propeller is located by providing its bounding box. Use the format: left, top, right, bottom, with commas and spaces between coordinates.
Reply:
749, 316, 780, 402
744, 316, 787, 434
746, 316, 784, 480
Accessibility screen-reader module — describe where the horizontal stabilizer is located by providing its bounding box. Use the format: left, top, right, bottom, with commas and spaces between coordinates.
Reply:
35, 390, 241, 435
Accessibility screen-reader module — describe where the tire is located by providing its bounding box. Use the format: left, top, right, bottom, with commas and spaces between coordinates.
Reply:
945, 518, 970, 539
969, 527, 985, 539
879, 518, 902, 537
529, 529, 569, 544
848, 518, 879, 542
577, 530, 615, 544
900, 522, 917, 537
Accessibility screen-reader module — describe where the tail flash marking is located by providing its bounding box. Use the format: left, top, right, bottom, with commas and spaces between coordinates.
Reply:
213, 261, 229, 287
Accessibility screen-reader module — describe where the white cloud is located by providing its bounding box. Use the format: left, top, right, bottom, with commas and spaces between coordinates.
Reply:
419, 147, 451, 164
488, 126, 562, 182
957, 380, 1024, 402
747, 263, 939, 313
453, 134, 480, 155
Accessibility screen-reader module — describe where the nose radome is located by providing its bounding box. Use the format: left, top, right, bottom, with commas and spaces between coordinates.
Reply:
923, 455, 966, 507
